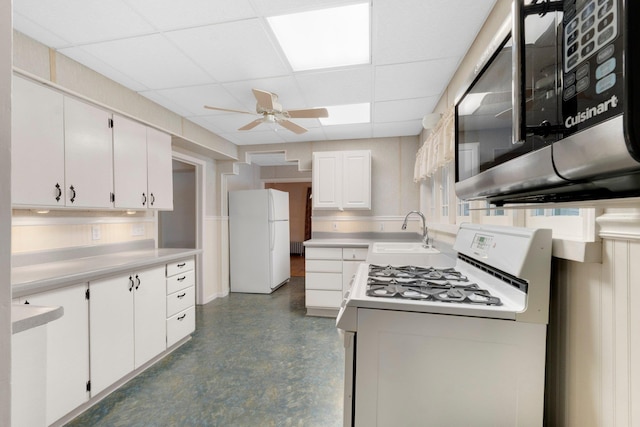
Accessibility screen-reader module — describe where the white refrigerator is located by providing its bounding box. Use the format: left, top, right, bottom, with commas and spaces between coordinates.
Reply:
229, 189, 291, 293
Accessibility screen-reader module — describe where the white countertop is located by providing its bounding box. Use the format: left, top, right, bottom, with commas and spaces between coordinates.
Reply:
12, 304, 64, 334
12, 248, 201, 298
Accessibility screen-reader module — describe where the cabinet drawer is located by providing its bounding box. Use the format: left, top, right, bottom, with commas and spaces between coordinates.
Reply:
167, 270, 195, 294
306, 272, 342, 290
167, 306, 195, 348
343, 247, 368, 261
167, 286, 195, 317
306, 259, 342, 273
166, 258, 194, 277
305, 247, 342, 260
306, 290, 343, 309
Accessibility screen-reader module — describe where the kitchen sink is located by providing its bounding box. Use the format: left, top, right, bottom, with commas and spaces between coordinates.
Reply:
372, 242, 440, 254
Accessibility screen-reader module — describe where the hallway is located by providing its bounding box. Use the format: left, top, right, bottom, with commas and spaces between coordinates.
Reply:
65, 277, 343, 426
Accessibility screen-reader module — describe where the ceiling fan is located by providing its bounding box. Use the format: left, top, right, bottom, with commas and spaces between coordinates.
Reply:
204, 88, 328, 134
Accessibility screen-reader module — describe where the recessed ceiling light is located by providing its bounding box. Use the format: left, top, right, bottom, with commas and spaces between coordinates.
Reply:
267, 3, 370, 71
320, 103, 370, 126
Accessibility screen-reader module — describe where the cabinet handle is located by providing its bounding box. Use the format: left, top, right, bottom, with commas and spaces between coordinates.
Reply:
150, 193, 156, 206
177, 276, 186, 282
128, 276, 135, 292
177, 263, 186, 268
177, 314, 186, 321
135, 274, 141, 290
177, 293, 186, 299
24, 300, 30, 305
55, 183, 62, 202
142, 193, 147, 206
69, 185, 76, 203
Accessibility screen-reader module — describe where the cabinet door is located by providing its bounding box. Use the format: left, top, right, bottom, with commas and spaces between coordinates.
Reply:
113, 115, 148, 209
89, 274, 134, 395
146, 127, 173, 210
25, 284, 90, 425
12, 77, 65, 207
312, 152, 342, 209
342, 150, 371, 210
64, 97, 114, 208
133, 267, 167, 368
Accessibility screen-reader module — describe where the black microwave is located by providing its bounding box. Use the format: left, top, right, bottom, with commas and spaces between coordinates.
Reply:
455, 0, 640, 205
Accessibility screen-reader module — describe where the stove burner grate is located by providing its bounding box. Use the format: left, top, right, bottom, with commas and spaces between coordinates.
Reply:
368, 264, 468, 282
366, 267, 502, 306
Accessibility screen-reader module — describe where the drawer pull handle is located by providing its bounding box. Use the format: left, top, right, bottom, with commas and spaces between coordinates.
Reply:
177, 276, 186, 281
177, 293, 186, 299
128, 276, 135, 292
177, 314, 186, 321
135, 274, 141, 290
177, 263, 186, 268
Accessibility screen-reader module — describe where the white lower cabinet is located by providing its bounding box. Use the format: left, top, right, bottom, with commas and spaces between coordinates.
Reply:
11, 325, 47, 427
166, 258, 196, 347
22, 284, 90, 425
305, 246, 367, 315
89, 266, 166, 395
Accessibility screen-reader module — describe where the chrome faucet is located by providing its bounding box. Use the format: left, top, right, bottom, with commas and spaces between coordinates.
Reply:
401, 210, 430, 247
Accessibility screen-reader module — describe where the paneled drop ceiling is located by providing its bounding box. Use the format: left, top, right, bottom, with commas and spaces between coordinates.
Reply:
13, 0, 497, 147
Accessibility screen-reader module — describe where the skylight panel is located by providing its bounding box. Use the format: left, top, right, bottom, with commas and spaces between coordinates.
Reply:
319, 103, 370, 126
267, 3, 370, 71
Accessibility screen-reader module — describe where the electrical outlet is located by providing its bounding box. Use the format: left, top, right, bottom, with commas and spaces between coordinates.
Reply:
132, 223, 145, 236
379, 222, 385, 231
332, 222, 338, 231
91, 225, 101, 240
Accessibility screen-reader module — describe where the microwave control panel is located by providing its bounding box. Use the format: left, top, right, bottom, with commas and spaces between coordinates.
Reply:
562, 0, 623, 135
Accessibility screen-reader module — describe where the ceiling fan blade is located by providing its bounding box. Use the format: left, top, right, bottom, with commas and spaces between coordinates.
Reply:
238, 119, 264, 131
287, 107, 329, 119
252, 89, 276, 110
204, 105, 254, 115
278, 119, 308, 134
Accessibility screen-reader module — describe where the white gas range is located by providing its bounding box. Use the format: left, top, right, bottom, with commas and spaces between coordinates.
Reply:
336, 223, 552, 427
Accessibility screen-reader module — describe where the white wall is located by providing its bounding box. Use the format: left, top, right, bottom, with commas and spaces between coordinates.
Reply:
1, 0, 11, 423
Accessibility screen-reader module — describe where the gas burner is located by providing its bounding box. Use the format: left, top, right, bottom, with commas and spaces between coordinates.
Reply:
368, 265, 468, 282
366, 277, 502, 306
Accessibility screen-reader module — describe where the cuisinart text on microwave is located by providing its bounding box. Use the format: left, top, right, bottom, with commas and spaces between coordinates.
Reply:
455, 0, 640, 205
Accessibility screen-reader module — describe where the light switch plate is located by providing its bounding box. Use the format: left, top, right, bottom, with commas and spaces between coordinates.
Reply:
132, 223, 145, 236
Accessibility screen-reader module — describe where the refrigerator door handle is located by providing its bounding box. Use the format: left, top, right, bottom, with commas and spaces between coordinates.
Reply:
269, 220, 276, 251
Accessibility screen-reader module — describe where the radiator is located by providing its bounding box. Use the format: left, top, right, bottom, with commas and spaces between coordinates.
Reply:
290, 241, 305, 256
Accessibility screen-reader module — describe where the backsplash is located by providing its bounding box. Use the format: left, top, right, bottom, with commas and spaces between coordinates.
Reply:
11, 210, 156, 254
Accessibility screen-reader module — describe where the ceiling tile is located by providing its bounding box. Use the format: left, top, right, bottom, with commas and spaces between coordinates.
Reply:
373, 120, 423, 138
13, 13, 70, 48
220, 129, 288, 145
373, 97, 438, 122
249, 0, 361, 17
374, 58, 459, 102
373, 0, 497, 65
60, 34, 213, 90
13, 0, 155, 48
124, 0, 257, 31
144, 84, 245, 117
165, 19, 290, 83
295, 67, 373, 106
322, 123, 373, 140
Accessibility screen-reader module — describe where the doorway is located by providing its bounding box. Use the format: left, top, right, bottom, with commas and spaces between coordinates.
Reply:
265, 181, 311, 277
159, 160, 196, 249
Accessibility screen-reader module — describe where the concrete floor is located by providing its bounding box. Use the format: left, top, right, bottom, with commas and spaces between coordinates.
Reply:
65, 277, 344, 427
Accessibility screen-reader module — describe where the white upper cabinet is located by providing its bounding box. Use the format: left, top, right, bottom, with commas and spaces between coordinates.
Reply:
12, 76, 65, 207
113, 115, 149, 209
64, 97, 114, 208
146, 127, 174, 210
12, 77, 174, 210
312, 150, 371, 210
